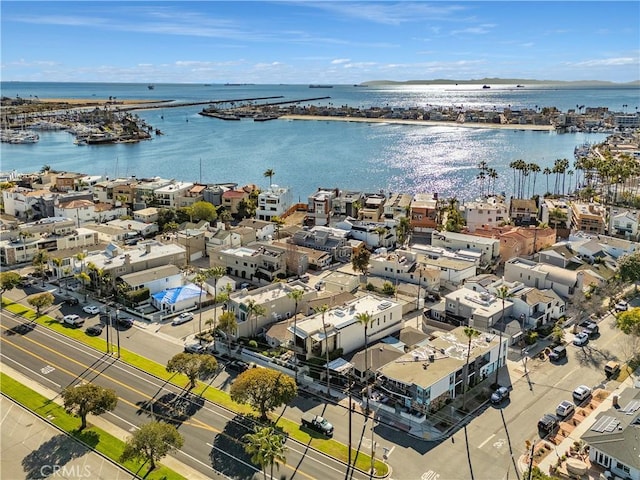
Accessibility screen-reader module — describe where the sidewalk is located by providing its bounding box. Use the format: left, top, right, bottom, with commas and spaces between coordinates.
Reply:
0, 363, 212, 480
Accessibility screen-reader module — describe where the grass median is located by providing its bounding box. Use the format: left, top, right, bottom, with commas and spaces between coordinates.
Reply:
2, 299, 388, 476
0, 372, 184, 480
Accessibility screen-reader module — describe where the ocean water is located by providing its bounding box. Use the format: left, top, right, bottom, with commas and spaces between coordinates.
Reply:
2, 82, 637, 200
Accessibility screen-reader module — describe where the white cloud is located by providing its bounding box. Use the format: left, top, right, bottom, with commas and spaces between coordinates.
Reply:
331, 59, 351, 65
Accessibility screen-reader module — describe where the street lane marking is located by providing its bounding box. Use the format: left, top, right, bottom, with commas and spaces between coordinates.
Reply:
421, 470, 440, 480
41, 365, 55, 375
478, 433, 495, 449
0, 328, 321, 480
0, 353, 60, 388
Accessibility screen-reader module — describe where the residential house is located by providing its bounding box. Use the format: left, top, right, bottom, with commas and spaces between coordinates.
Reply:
582, 387, 640, 480
359, 193, 386, 222
571, 202, 607, 234
0, 236, 40, 265
321, 270, 360, 293
238, 218, 276, 241
335, 218, 396, 249
291, 227, 349, 261
202, 183, 238, 207
539, 198, 572, 238
503, 257, 581, 298
410, 193, 439, 232
154, 181, 194, 209
133, 207, 159, 224
332, 190, 363, 218
255, 185, 293, 221
107, 219, 159, 238
2, 186, 58, 219
307, 188, 339, 226
133, 177, 173, 207
383, 193, 412, 220
210, 244, 286, 283
227, 282, 317, 338
375, 326, 506, 416
431, 230, 500, 268
175, 229, 207, 263
18, 217, 76, 237
120, 264, 183, 294
54, 173, 83, 192
54, 199, 127, 226
609, 207, 640, 239
151, 283, 204, 313
80, 241, 186, 285
460, 197, 509, 232
270, 240, 326, 273
221, 188, 249, 215
369, 249, 440, 293
290, 294, 403, 360
509, 198, 538, 226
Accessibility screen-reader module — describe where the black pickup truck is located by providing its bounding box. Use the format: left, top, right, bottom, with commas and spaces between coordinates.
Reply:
301, 413, 334, 437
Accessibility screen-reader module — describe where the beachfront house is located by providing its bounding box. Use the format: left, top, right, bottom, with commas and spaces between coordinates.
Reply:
256, 185, 293, 222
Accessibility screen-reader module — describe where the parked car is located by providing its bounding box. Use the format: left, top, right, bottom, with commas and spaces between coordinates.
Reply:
537, 414, 559, 436
548, 345, 567, 362
556, 400, 575, 418
62, 314, 84, 327
85, 325, 103, 336
63, 296, 79, 306
171, 312, 194, 326
614, 300, 629, 312
184, 343, 206, 354
83, 305, 100, 315
605, 361, 621, 378
226, 360, 249, 373
116, 317, 134, 328
572, 385, 592, 403
573, 332, 589, 347
490, 386, 510, 404
581, 322, 599, 338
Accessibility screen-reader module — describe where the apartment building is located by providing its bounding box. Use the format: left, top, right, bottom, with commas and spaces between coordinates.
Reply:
410, 193, 439, 232
256, 185, 293, 221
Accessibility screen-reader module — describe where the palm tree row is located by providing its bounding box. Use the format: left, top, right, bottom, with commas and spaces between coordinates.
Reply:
575, 148, 639, 205
476, 160, 499, 198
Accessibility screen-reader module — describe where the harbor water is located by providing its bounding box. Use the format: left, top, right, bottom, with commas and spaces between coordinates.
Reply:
2, 82, 637, 200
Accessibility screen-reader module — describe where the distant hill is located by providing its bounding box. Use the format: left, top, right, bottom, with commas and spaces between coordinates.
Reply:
360, 78, 640, 87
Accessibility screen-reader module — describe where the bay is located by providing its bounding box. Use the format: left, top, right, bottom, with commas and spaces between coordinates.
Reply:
2, 82, 637, 200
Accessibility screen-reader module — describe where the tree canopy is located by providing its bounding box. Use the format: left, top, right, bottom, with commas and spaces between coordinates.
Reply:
189, 201, 218, 222
230, 368, 297, 420
351, 248, 371, 278
61, 382, 118, 430
120, 421, 184, 472
27, 292, 54, 316
0, 271, 22, 304
616, 308, 640, 336
617, 251, 640, 284
166, 352, 218, 389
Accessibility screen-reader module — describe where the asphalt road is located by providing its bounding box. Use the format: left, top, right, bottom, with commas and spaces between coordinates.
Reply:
2, 283, 631, 480
0, 311, 376, 480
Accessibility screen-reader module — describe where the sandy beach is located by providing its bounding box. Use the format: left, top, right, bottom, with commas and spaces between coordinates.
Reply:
279, 114, 556, 131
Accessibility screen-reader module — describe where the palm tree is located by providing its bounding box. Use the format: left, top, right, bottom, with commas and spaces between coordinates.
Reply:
396, 216, 412, 247
543, 167, 552, 195
287, 287, 305, 383
217, 310, 237, 353
263, 168, 275, 187
462, 326, 480, 410
194, 268, 215, 339
32, 250, 49, 286
208, 266, 226, 343
243, 426, 287, 480
314, 304, 331, 396
355, 311, 373, 413
51, 257, 63, 292
246, 299, 266, 338
493, 286, 513, 386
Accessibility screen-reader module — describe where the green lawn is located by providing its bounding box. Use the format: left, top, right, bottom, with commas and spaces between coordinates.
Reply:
2, 299, 388, 476
0, 372, 185, 480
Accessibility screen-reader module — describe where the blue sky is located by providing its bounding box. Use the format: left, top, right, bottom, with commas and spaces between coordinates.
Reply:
2, 1, 638, 84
